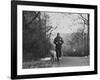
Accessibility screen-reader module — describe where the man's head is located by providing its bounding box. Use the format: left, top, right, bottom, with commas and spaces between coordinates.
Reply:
57, 33, 60, 37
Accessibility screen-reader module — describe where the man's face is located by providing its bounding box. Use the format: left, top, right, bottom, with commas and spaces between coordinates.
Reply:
57, 33, 60, 37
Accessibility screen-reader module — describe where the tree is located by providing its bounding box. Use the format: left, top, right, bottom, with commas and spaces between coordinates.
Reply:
67, 13, 89, 56
23, 11, 53, 62
78, 14, 89, 56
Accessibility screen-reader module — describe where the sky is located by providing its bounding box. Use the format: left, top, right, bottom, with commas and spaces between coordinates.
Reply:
44, 12, 88, 34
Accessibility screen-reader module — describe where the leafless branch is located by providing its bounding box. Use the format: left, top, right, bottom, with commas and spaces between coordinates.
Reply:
27, 12, 40, 25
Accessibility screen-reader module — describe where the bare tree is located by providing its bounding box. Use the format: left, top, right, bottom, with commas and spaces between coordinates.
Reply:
67, 13, 89, 56
78, 14, 89, 56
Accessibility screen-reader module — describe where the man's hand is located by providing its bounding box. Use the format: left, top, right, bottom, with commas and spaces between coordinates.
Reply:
56, 42, 58, 44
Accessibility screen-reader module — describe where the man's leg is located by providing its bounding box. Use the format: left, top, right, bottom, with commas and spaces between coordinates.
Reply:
56, 49, 59, 61
59, 48, 62, 57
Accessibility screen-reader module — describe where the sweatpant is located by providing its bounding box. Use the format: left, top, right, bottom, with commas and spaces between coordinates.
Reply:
56, 48, 61, 61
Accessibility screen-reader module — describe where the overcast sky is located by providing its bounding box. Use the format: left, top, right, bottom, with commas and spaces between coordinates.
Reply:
44, 12, 88, 34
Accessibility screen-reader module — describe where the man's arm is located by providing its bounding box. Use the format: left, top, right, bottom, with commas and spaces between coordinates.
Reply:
61, 37, 64, 44
54, 38, 58, 45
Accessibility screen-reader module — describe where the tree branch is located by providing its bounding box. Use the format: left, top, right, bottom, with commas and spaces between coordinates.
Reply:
27, 12, 40, 25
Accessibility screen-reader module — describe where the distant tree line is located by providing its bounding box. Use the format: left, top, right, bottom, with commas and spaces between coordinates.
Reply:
65, 14, 89, 56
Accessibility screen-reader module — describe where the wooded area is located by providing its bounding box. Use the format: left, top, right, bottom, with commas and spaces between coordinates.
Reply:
23, 11, 90, 62
23, 11, 53, 62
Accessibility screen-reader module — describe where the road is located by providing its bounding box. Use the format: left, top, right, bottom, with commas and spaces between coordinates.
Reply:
23, 56, 89, 69
51, 56, 89, 67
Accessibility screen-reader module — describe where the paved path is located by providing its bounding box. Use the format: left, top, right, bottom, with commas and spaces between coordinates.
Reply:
51, 56, 89, 67
23, 56, 89, 69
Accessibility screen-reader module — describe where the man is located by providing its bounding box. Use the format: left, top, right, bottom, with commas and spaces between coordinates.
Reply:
54, 33, 64, 61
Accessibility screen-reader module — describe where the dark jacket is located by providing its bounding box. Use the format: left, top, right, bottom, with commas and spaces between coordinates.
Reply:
54, 36, 64, 49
